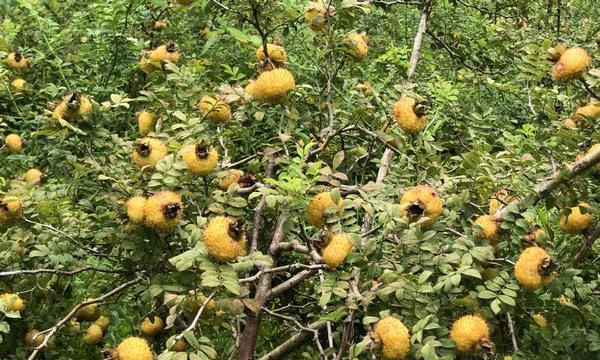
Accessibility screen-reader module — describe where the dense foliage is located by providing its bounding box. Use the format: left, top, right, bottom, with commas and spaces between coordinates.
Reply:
1, 0, 599, 359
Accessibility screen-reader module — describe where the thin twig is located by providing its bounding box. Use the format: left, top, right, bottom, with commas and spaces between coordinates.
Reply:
0, 266, 130, 277
507, 312, 519, 352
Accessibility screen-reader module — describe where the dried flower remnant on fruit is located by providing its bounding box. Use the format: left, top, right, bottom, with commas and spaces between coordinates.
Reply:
203, 216, 247, 262
515, 247, 556, 289
450, 315, 494, 353
399, 185, 443, 226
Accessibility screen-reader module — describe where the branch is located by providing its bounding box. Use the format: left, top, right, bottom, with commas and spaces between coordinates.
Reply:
578, 78, 600, 101
572, 226, 600, 265
275, 240, 322, 263
27, 277, 143, 360
268, 269, 319, 298
0, 266, 130, 277
240, 263, 326, 284
250, 151, 277, 252
257, 320, 329, 360
172, 292, 215, 345
507, 312, 519, 353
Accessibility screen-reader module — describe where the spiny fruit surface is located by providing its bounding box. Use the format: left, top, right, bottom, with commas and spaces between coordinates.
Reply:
83, 324, 103, 345
345, 32, 368, 59
574, 101, 600, 125
52, 93, 92, 120
563, 118, 577, 128
0, 293, 25, 312
0, 196, 23, 223
144, 191, 184, 231
115, 336, 153, 360
137, 111, 155, 136
25, 169, 43, 184
373, 316, 410, 359
559, 202, 593, 233
203, 216, 247, 262
132, 138, 168, 168
532, 313, 547, 327
474, 215, 500, 240
450, 315, 491, 353
199, 95, 231, 123
126, 196, 147, 224
304, 1, 333, 31
218, 169, 244, 190
399, 185, 443, 226
6, 52, 29, 70
25, 329, 44, 348
78, 300, 100, 321
93, 315, 111, 332
393, 97, 426, 133
488, 189, 514, 214
515, 247, 554, 289
551, 47, 590, 81
149, 43, 180, 64
182, 144, 219, 176
256, 44, 288, 62
307, 192, 343, 228
5, 134, 23, 153
321, 232, 353, 268
11, 78, 27, 91
140, 316, 164, 337
245, 68, 295, 101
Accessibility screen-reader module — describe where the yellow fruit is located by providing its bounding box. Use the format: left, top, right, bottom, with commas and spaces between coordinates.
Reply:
563, 118, 577, 128
172, 338, 187, 352
83, 324, 103, 345
559, 202, 593, 233
25, 329, 44, 348
307, 192, 343, 228
182, 144, 219, 176
559, 294, 571, 305
78, 300, 100, 321
25, 169, 43, 185
11, 78, 27, 91
52, 92, 93, 121
532, 313, 547, 327
574, 101, 600, 124
218, 169, 244, 190
450, 315, 493, 353
199, 95, 231, 123
256, 44, 288, 63
515, 247, 555, 289
137, 111, 155, 136
321, 232, 353, 268
154, 20, 168, 30
345, 32, 368, 60
149, 43, 180, 64
504, 356, 513, 360
93, 315, 111, 332
393, 97, 426, 133
474, 215, 500, 240
126, 196, 147, 224
245, 68, 295, 102
399, 185, 443, 226
488, 189, 514, 214
131, 138, 168, 168
5, 134, 23, 153
0, 293, 25, 312
524, 227, 547, 246
139, 55, 156, 73
203, 216, 247, 262
144, 191, 184, 231
304, 1, 334, 31
6, 52, 29, 70
551, 47, 591, 81
140, 316, 164, 337
114, 337, 153, 360
373, 316, 410, 359
0, 196, 23, 224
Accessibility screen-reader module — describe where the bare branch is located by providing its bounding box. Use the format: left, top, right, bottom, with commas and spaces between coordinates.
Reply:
171, 292, 215, 346
257, 320, 329, 360
240, 263, 326, 284
573, 226, 600, 265
268, 269, 319, 298
0, 266, 130, 277
507, 312, 519, 352
250, 151, 277, 253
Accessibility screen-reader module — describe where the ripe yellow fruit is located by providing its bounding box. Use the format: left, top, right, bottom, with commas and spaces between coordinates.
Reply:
256, 44, 288, 63
114, 337, 153, 360
218, 169, 244, 190
139, 55, 156, 73
473, 215, 500, 240
83, 324, 103, 345
93, 315, 111, 332
399, 185, 443, 226
488, 189, 514, 214
245, 68, 295, 102
144, 191, 184, 231
182, 144, 219, 176
78, 300, 100, 321
531, 313, 547, 327
304, 1, 334, 31
0, 196, 23, 224
373, 316, 410, 359
393, 97, 426, 133
524, 227, 547, 246
137, 111, 155, 136
559, 202, 593, 234
199, 95, 231, 123
203, 216, 247, 262
321, 232, 353, 268
563, 118, 577, 128
6, 52, 29, 70
450, 315, 492, 353
345, 32, 368, 60
52, 92, 93, 121
25, 169, 43, 185
5, 133, 23, 153
172, 338, 187, 352
149, 43, 180, 64
558, 294, 571, 305
515, 247, 555, 289
126, 196, 147, 224
504, 356, 513, 360
140, 316, 164, 337
551, 47, 591, 81
0, 293, 25, 312
574, 101, 600, 125
131, 138, 168, 168
307, 192, 343, 228
25, 329, 44, 348
154, 20, 168, 30
11, 78, 27, 91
